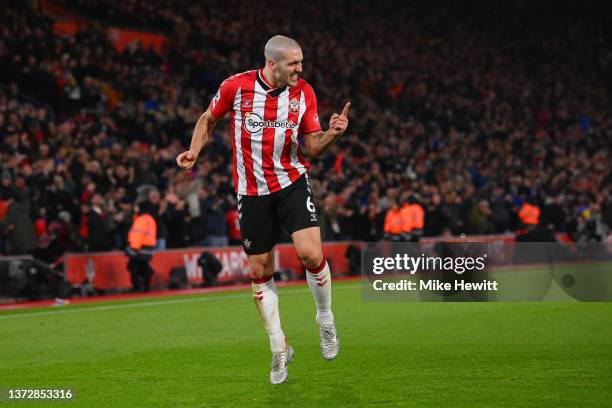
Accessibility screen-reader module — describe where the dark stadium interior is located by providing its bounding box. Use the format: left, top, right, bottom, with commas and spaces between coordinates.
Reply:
2, 2, 612, 404
1, 0, 611, 260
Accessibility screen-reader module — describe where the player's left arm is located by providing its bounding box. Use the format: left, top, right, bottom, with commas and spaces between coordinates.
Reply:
304, 102, 351, 157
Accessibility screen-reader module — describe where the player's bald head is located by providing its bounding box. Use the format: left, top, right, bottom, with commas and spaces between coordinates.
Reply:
264, 35, 301, 61
263, 35, 303, 87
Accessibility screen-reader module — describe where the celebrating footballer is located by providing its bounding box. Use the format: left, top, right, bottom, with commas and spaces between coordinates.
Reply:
177, 35, 350, 384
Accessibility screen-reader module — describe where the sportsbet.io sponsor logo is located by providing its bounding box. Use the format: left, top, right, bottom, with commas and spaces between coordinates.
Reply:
243, 112, 297, 134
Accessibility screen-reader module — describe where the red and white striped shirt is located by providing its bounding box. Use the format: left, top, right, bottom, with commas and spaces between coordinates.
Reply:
208, 69, 321, 196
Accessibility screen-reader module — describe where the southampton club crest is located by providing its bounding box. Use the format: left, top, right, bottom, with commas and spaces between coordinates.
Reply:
289, 98, 300, 114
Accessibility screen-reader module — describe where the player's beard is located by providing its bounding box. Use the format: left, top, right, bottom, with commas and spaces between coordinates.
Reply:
283, 71, 298, 87
275, 69, 297, 87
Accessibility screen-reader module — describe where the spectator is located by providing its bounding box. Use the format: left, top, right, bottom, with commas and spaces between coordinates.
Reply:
84, 193, 111, 251
383, 200, 402, 241
225, 202, 241, 246
518, 198, 541, 231
164, 193, 191, 248
466, 200, 496, 235
0, 191, 37, 254
202, 196, 228, 248
111, 196, 134, 249
147, 189, 167, 250
126, 201, 157, 292
0, 0, 610, 256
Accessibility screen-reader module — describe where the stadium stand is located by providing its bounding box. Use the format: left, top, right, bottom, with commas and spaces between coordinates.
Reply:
1, 0, 611, 262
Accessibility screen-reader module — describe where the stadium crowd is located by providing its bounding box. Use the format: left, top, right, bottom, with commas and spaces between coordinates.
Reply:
1, 0, 611, 260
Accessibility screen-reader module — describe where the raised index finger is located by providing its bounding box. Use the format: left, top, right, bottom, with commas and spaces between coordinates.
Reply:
341, 102, 351, 118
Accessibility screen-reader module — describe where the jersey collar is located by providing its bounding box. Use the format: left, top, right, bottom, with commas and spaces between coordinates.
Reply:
257, 69, 287, 97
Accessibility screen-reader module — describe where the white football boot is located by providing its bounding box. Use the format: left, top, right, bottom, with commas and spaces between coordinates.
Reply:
319, 322, 339, 360
270, 344, 294, 384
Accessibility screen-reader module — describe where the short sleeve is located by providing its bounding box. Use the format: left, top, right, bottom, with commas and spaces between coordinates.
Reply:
208, 78, 236, 118
300, 84, 322, 134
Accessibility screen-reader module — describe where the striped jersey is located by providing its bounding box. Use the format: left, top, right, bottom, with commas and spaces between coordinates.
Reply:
208, 69, 321, 196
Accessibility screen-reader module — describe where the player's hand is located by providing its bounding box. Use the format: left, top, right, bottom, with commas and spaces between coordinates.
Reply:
176, 150, 197, 170
329, 102, 351, 136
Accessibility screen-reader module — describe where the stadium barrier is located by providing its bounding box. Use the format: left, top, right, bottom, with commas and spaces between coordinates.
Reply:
64, 234, 547, 291
64, 242, 355, 291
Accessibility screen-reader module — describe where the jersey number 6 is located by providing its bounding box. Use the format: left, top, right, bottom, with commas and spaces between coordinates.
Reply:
306, 196, 316, 214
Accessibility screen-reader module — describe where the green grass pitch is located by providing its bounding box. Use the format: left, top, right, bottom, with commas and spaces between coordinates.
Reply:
1, 280, 611, 407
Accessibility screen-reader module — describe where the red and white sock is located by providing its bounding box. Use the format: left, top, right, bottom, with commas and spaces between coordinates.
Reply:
305, 259, 334, 325
252, 276, 286, 353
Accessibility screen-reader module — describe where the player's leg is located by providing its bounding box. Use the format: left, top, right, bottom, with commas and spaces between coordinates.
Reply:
127, 258, 139, 292
291, 226, 334, 325
248, 250, 294, 383
276, 175, 339, 360
239, 194, 293, 383
248, 250, 285, 353
142, 258, 154, 292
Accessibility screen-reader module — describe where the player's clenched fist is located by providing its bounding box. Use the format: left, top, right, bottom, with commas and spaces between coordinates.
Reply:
329, 102, 351, 136
176, 150, 197, 170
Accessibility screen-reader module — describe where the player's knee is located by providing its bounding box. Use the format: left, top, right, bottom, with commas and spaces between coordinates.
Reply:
264, 253, 276, 269
248, 261, 266, 280
248, 256, 272, 281
298, 247, 323, 269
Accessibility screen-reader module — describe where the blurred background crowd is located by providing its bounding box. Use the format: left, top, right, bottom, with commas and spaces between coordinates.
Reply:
1, 0, 611, 263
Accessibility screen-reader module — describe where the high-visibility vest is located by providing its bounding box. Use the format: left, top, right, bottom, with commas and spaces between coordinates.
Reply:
409, 203, 425, 230
399, 203, 425, 233
400, 204, 413, 233
128, 214, 157, 250
384, 208, 403, 235
518, 203, 540, 226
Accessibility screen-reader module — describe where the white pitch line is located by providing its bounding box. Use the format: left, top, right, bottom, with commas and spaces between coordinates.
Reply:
0, 283, 361, 320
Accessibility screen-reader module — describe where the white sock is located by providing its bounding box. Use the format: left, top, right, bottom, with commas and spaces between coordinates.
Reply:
252, 277, 286, 353
306, 260, 334, 325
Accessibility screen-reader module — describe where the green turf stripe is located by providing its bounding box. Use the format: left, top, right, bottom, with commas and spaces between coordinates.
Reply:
0, 282, 362, 320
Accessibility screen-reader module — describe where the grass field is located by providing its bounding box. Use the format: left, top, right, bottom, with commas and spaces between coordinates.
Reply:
1, 280, 611, 407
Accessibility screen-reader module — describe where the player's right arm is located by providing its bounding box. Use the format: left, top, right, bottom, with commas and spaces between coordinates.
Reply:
176, 109, 221, 170
176, 79, 235, 170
